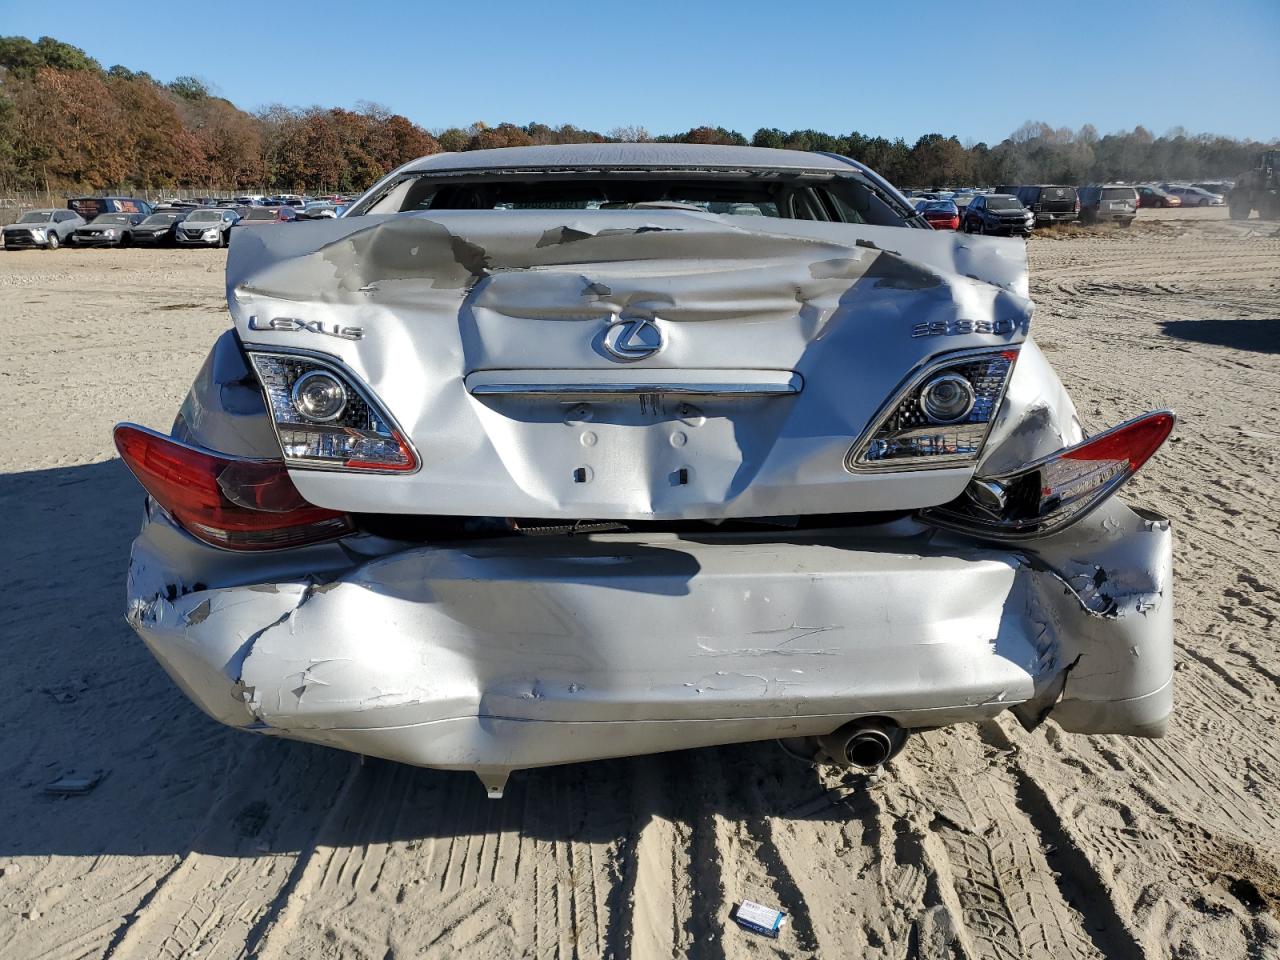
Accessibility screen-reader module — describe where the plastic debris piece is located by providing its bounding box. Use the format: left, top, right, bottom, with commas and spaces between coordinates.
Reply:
733, 899, 787, 938
44, 771, 106, 796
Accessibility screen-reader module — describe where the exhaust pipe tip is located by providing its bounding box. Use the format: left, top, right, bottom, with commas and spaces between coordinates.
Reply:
818, 717, 908, 770
843, 728, 896, 768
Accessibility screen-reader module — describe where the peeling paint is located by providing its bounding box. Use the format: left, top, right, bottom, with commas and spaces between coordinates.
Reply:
184, 599, 212, 625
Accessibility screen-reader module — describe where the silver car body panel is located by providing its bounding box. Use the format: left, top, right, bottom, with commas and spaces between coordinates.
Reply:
127, 499, 1172, 783
123, 147, 1172, 788
226, 211, 1033, 520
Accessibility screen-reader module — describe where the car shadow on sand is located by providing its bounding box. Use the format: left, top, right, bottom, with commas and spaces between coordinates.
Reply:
0, 459, 871, 862
1160, 318, 1280, 354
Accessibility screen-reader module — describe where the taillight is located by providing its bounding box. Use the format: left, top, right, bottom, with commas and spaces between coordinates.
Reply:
920, 410, 1175, 539
847, 348, 1019, 471
248, 352, 418, 472
113, 423, 353, 550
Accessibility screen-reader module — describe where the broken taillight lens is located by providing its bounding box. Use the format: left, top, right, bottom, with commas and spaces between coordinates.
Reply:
920, 410, 1175, 540
114, 423, 354, 551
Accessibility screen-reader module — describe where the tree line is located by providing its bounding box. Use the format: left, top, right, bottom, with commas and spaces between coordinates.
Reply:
0, 35, 1274, 197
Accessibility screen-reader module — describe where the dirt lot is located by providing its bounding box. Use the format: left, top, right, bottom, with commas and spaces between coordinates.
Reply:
1, 208, 1278, 960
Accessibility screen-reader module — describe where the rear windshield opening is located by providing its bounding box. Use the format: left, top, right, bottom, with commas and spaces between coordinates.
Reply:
358, 171, 917, 227
986, 197, 1022, 211
1101, 187, 1137, 200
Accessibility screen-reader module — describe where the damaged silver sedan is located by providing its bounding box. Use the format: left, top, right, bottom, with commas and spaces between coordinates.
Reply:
116, 144, 1174, 798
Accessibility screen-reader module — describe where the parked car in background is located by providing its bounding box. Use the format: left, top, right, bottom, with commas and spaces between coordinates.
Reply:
1192, 181, 1232, 196
132, 210, 189, 246
919, 199, 961, 230
114, 143, 1176, 797
1078, 185, 1138, 226
1013, 185, 1079, 226
961, 193, 1034, 235
67, 196, 153, 220
239, 205, 299, 225
1, 208, 84, 249
177, 208, 241, 247
1162, 184, 1224, 207
1136, 185, 1181, 208
70, 212, 147, 246
300, 201, 340, 219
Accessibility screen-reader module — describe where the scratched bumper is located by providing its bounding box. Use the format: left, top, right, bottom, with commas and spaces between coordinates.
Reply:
125, 499, 1172, 773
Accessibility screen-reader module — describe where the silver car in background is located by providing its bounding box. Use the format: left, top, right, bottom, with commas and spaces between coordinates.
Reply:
115, 144, 1175, 799
1163, 184, 1225, 207
1079, 184, 1139, 225
2, 208, 84, 249
300, 200, 340, 219
176, 207, 240, 247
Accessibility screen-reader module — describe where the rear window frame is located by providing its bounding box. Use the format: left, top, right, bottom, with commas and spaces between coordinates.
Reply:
349, 168, 922, 227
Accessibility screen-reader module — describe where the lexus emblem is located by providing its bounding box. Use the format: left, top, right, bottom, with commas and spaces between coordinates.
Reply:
601, 316, 664, 362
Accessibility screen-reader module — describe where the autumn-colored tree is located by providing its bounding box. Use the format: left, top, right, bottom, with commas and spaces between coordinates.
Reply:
381, 114, 440, 167
109, 75, 204, 187
469, 122, 534, 150
0, 90, 18, 191
25, 67, 127, 188
300, 111, 343, 191
194, 97, 264, 188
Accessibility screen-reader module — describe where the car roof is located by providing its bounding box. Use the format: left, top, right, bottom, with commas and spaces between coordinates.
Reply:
401, 142, 860, 175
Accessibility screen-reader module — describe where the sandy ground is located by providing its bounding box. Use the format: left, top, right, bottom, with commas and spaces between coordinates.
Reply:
1, 207, 1278, 960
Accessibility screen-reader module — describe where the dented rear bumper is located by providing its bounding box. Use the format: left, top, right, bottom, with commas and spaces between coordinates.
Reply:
125, 497, 1172, 778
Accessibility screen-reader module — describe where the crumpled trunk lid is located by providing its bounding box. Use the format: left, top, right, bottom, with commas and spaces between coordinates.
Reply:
226, 210, 1031, 520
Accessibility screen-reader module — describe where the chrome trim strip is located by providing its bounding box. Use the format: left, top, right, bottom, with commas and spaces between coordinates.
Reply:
470, 380, 800, 397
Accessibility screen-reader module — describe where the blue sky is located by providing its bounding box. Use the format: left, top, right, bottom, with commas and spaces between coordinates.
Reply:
5, 0, 1278, 144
